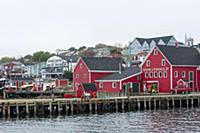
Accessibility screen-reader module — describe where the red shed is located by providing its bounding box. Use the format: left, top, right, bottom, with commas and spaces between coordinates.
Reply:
95, 66, 142, 96
141, 45, 200, 93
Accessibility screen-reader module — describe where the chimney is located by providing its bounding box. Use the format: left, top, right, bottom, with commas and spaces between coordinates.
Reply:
119, 63, 121, 74
175, 41, 179, 48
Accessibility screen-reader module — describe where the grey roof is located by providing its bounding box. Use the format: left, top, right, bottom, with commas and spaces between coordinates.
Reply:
97, 66, 141, 81
135, 35, 173, 45
157, 45, 200, 65
59, 55, 78, 63
82, 83, 97, 91
82, 57, 123, 71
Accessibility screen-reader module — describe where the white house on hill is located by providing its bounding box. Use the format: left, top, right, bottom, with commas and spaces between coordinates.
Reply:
128, 35, 180, 55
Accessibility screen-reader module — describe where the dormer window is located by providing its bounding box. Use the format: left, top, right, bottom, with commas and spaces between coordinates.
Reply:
146, 60, 150, 67
162, 59, 166, 66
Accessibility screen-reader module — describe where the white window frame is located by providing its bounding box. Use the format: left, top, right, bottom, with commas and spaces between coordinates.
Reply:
146, 60, 150, 67
145, 72, 148, 78
76, 74, 79, 79
174, 71, 178, 78
159, 71, 162, 78
137, 75, 141, 80
112, 82, 117, 88
182, 71, 186, 78
154, 71, 157, 78
99, 82, 103, 89
154, 49, 158, 55
149, 72, 153, 78
163, 71, 167, 78
162, 59, 166, 66
80, 63, 83, 69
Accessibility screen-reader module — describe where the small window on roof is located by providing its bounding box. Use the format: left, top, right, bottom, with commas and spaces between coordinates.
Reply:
80, 63, 83, 69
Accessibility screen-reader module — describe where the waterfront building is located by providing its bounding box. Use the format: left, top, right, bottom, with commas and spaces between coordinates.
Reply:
73, 57, 123, 94
141, 45, 200, 93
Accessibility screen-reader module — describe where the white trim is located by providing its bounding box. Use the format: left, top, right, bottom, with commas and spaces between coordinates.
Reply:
196, 69, 198, 90
89, 72, 91, 83
172, 65, 198, 67
170, 65, 172, 90
95, 80, 121, 82
120, 81, 122, 90
146, 80, 158, 83
89, 70, 119, 73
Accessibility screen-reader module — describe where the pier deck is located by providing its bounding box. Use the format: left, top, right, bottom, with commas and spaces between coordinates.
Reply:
1, 93, 200, 117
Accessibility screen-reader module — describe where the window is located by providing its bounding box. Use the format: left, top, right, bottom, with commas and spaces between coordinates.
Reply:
146, 60, 150, 67
145, 72, 148, 78
163, 71, 167, 78
137, 75, 141, 80
99, 82, 103, 89
182, 71, 186, 78
83, 73, 87, 79
154, 49, 158, 55
154, 71, 157, 78
159, 71, 162, 78
174, 71, 178, 78
76, 74, 79, 79
189, 71, 194, 81
149, 72, 153, 78
162, 59, 166, 66
112, 82, 117, 88
80, 63, 83, 69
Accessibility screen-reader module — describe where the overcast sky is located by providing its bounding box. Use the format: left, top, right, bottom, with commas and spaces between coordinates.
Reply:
0, 0, 200, 57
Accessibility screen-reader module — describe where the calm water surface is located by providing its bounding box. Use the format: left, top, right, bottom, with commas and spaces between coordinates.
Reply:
0, 108, 200, 133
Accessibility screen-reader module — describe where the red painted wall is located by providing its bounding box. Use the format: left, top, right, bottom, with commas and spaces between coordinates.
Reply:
198, 70, 200, 90
142, 47, 171, 93
122, 74, 143, 92
172, 66, 198, 91
91, 72, 114, 83
96, 81, 121, 93
73, 58, 90, 91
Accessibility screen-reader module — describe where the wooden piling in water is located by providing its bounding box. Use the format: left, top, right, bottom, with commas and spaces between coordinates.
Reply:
26, 102, 29, 115
115, 99, 118, 112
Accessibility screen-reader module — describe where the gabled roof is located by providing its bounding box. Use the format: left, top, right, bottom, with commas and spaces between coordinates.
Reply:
96, 66, 141, 81
157, 45, 200, 66
82, 83, 97, 91
59, 55, 78, 63
135, 35, 174, 45
81, 57, 123, 71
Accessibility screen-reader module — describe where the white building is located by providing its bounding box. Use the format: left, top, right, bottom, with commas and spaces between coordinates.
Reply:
42, 56, 67, 79
128, 35, 179, 55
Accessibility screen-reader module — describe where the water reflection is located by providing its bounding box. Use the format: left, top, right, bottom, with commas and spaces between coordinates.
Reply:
0, 109, 200, 133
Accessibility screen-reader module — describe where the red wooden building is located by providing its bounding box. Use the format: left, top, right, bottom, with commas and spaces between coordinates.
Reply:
95, 66, 142, 95
73, 57, 123, 96
141, 45, 200, 93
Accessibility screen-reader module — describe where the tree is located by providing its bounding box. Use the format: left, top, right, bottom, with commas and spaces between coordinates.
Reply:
95, 43, 107, 48
31, 51, 53, 63
0, 57, 15, 63
110, 49, 122, 55
63, 70, 73, 82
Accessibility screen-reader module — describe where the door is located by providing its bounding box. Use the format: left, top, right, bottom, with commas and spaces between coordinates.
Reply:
189, 71, 194, 91
132, 83, 140, 93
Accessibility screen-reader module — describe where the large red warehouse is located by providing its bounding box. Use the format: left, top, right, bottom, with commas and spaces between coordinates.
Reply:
141, 45, 200, 93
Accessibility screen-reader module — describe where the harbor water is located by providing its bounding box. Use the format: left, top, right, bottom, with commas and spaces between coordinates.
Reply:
0, 108, 200, 133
